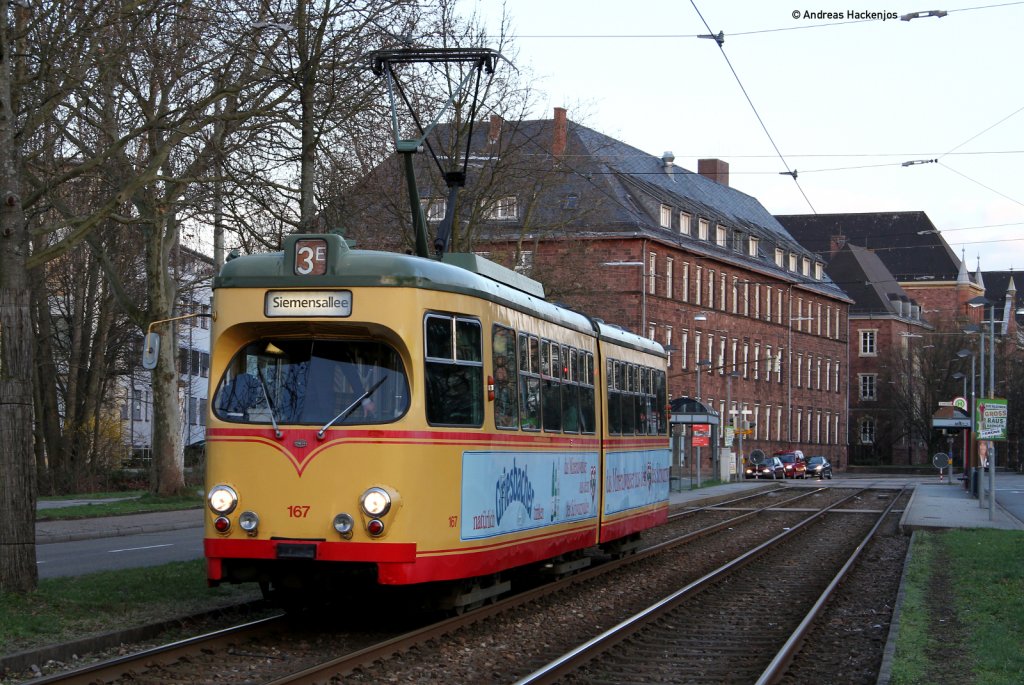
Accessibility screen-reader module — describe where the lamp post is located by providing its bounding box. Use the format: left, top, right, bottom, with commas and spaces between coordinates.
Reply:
603, 260, 646, 336
694, 308, 710, 487
967, 296, 998, 519
956, 349, 976, 483
725, 370, 740, 481
787, 315, 813, 443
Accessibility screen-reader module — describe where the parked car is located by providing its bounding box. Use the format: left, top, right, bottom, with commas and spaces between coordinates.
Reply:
774, 450, 807, 479
806, 455, 833, 479
745, 455, 786, 479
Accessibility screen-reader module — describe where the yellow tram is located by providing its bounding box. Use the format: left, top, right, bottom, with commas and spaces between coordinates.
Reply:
203, 233, 669, 603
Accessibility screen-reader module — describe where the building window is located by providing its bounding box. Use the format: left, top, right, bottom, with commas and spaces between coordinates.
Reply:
719, 273, 727, 311
666, 326, 673, 367
695, 266, 703, 305
860, 417, 876, 444
707, 270, 715, 309
754, 343, 761, 380
796, 354, 803, 387
200, 304, 210, 329
421, 197, 447, 222
680, 212, 691, 235
515, 250, 533, 275
659, 204, 672, 228
859, 329, 877, 356
859, 373, 877, 400
682, 262, 690, 302
801, 257, 809, 275
789, 252, 798, 272
815, 262, 824, 280
681, 329, 689, 369
716, 225, 727, 247
732, 230, 744, 252
562, 194, 579, 210
775, 247, 784, 267
749, 236, 759, 257
666, 258, 674, 298
487, 196, 518, 220
698, 218, 709, 240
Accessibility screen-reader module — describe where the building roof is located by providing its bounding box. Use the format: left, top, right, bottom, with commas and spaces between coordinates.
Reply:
775, 211, 963, 283
826, 243, 931, 327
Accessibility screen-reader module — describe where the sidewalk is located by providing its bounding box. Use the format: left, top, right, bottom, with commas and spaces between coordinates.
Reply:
36, 508, 203, 545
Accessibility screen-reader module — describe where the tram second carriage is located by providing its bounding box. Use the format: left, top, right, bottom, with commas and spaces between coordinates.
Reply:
202, 234, 670, 595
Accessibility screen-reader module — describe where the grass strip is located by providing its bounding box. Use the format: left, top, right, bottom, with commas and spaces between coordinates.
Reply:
36, 493, 203, 521
0, 560, 258, 655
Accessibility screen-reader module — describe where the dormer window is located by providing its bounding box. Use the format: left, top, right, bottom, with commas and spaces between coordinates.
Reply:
802, 257, 811, 276
789, 252, 798, 272
659, 204, 672, 228
748, 236, 759, 257
487, 196, 518, 220
679, 212, 691, 235
421, 198, 446, 222
775, 247, 784, 267
814, 261, 824, 280
716, 225, 727, 247
698, 219, 709, 240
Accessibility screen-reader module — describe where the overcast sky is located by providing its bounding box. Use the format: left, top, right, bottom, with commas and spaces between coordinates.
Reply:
469, 0, 1024, 274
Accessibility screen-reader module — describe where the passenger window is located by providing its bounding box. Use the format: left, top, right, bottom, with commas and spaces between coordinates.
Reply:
492, 326, 518, 429
424, 314, 483, 426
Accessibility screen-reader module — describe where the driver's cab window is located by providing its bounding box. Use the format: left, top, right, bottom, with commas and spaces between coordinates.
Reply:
212, 338, 408, 426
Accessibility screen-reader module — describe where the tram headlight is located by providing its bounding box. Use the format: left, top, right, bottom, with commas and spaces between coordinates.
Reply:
360, 487, 391, 517
208, 484, 238, 515
239, 510, 260, 534
333, 513, 355, 539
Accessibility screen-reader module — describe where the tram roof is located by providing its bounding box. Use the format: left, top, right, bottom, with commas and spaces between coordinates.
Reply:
216, 234, 665, 357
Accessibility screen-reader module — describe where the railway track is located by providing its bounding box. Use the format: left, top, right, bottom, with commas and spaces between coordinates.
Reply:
14, 485, 907, 684
514, 486, 909, 684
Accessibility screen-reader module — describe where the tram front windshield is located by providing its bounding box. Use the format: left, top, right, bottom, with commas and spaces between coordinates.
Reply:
213, 339, 408, 426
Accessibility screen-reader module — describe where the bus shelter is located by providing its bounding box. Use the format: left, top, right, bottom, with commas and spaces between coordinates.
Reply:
669, 396, 720, 490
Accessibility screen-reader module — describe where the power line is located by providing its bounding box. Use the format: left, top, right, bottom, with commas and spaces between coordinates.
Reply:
688, 0, 816, 213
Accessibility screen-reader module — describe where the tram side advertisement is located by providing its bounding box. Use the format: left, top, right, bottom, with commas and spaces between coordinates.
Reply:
461, 451, 600, 540
603, 449, 671, 516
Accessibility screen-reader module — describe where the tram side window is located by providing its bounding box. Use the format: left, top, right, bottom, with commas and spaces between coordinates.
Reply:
622, 364, 637, 435
424, 314, 483, 426
542, 341, 562, 432
607, 359, 622, 435
562, 347, 580, 433
654, 369, 668, 435
579, 352, 596, 434
519, 333, 541, 430
492, 325, 518, 429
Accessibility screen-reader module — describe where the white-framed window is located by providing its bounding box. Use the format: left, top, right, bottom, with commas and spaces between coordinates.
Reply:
835, 362, 841, 393
826, 306, 832, 338
681, 329, 689, 369
421, 198, 447, 222
749, 236, 759, 257
817, 303, 823, 335
859, 329, 877, 356
694, 332, 702, 369
743, 282, 750, 317
797, 298, 805, 330
680, 212, 691, 235
789, 252, 798, 272
765, 345, 773, 382
731, 338, 738, 372
796, 409, 803, 442
732, 230, 744, 252
765, 286, 772, 321
666, 326, 673, 367
777, 289, 783, 324
708, 269, 715, 309
682, 263, 690, 302
754, 343, 761, 380
659, 204, 672, 228
699, 218, 709, 240
719, 272, 727, 311
764, 405, 771, 441
860, 417, 876, 444
648, 322, 656, 341
775, 247, 785, 267
825, 360, 832, 391
859, 373, 877, 400
815, 262, 824, 280
816, 357, 822, 389
775, 350, 783, 383
666, 258, 674, 298
754, 286, 761, 319
648, 252, 657, 294
487, 196, 518, 220
743, 342, 750, 378
716, 225, 727, 247
732, 277, 739, 314
802, 257, 811, 276
695, 266, 703, 305
797, 353, 803, 387
515, 250, 533, 274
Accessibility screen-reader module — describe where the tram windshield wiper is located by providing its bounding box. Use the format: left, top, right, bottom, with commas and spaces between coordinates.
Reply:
256, 366, 283, 439
318, 376, 388, 439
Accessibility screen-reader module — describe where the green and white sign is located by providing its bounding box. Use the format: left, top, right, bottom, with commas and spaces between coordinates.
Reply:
976, 397, 1008, 441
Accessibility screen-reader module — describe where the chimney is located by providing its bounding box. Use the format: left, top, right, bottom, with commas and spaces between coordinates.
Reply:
830, 234, 847, 256
488, 114, 502, 145
698, 158, 730, 187
552, 107, 567, 159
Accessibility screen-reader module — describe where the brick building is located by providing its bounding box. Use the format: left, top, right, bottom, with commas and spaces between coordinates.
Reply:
337, 109, 852, 471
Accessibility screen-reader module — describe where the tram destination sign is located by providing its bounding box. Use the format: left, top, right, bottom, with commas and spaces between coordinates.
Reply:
265, 290, 352, 317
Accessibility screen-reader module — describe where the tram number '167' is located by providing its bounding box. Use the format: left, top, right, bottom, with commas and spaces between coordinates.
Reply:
294, 239, 327, 276
288, 505, 311, 518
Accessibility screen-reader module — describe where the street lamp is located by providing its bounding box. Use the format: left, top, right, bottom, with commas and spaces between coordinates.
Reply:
787, 315, 813, 443
725, 370, 740, 481
603, 260, 646, 335
968, 296, 998, 520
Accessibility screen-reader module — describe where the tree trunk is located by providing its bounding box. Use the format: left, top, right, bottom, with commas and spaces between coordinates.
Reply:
0, 0, 37, 592
145, 221, 184, 496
